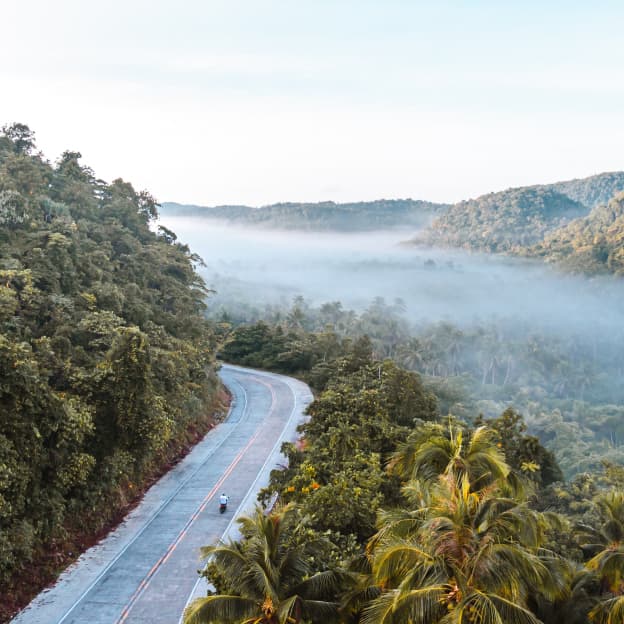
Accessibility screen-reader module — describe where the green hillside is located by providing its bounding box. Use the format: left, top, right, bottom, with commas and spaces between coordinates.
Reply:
416, 186, 586, 252
0, 123, 221, 603
530, 191, 624, 275
551, 171, 624, 208
415, 172, 624, 254
160, 198, 448, 231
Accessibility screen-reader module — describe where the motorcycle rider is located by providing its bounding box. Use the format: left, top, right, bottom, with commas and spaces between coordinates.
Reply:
219, 493, 229, 508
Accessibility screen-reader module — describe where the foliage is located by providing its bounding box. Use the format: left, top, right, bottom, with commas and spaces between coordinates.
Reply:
363, 472, 560, 624
185, 505, 348, 624
530, 192, 624, 275
550, 172, 624, 210
161, 199, 448, 232
210, 324, 621, 624
415, 173, 624, 258
475, 408, 563, 487
388, 422, 511, 489
259, 356, 437, 541
417, 186, 587, 252
217, 295, 624, 478
0, 124, 220, 588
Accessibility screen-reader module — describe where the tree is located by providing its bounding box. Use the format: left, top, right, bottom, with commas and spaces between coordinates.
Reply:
388, 423, 510, 492
363, 473, 561, 624
184, 505, 344, 624
475, 409, 563, 487
1, 122, 36, 154
0, 125, 221, 610
579, 491, 624, 623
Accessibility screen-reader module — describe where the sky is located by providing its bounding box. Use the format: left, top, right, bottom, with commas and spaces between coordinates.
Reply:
2, 0, 623, 206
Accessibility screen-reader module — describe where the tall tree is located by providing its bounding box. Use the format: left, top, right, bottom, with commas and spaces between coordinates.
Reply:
580, 491, 624, 623
184, 505, 345, 624
388, 423, 510, 491
363, 473, 561, 624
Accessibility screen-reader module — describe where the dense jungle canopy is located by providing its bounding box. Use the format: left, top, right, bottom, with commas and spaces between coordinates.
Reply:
0, 123, 221, 610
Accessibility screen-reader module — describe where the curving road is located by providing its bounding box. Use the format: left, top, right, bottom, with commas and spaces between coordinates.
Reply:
12, 365, 313, 624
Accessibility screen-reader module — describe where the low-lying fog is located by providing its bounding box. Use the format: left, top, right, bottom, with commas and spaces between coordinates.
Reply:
159, 216, 623, 335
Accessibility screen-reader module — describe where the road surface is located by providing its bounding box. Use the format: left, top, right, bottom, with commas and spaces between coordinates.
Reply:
12, 365, 313, 624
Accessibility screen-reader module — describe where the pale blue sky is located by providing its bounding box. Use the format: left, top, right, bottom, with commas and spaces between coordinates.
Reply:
2, 1, 623, 205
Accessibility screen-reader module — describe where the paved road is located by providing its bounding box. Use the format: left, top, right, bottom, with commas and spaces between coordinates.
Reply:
12, 365, 313, 624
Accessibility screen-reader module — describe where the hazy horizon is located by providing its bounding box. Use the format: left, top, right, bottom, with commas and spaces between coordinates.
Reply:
162, 167, 623, 208
159, 216, 624, 338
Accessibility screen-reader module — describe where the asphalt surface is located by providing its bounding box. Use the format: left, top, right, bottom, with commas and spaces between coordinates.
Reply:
11, 364, 313, 624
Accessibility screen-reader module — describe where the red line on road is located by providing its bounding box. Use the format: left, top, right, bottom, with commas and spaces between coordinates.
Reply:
115, 374, 278, 623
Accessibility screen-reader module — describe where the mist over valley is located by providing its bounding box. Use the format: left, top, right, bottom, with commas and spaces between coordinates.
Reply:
158, 176, 624, 478
158, 216, 623, 335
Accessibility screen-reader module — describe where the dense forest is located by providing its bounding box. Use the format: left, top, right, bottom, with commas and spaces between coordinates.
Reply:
161, 199, 448, 231
209, 293, 624, 479
416, 187, 587, 252
184, 331, 624, 624
549, 172, 624, 209
0, 124, 222, 618
529, 192, 624, 276
416, 172, 624, 272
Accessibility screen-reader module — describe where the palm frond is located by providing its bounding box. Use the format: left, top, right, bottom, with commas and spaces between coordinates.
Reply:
360, 589, 400, 624
300, 598, 341, 623
290, 569, 353, 600
589, 595, 624, 624
183, 594, 258, 624
485, 592, 543, 624
371, 541, 436, 586
362, 586, 446, 624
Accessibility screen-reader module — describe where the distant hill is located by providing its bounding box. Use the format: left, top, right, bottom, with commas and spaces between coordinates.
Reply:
550, 171, 624, 208
528, 191, 624, 275
414, 187, 587, 252
160, 199, 449, 231
414, 172, 624, 253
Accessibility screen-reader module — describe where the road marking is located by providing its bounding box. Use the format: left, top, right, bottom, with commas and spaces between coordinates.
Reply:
54, 367, 249, 624
177, 368, 307, 623
115, 369, 280, 623
115, 427, 262, 623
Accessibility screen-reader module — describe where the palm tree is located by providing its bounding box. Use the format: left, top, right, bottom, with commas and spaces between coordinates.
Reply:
387, 423, 511, 492
530, 559, 600, 624
395, 338, 425, 372
184, 505, 345, 624
578, 491, 624, 623
362, 474, 561, 624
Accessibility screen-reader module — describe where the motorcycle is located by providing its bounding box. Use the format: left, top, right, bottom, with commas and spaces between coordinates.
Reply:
219, 496, 228, 513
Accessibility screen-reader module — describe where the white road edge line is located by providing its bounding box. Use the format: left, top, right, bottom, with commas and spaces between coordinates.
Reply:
52, 367, 249, 624
177, 368, 310, 623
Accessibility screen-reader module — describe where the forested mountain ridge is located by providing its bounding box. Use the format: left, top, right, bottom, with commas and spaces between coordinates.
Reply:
528, 191, 624, 275
0, 123, 221, 616
415, 186, 586, 252
550, 171, 624, 208
415, 172, 624, 255
163, 173, 624, 240
161, 198, 448, 231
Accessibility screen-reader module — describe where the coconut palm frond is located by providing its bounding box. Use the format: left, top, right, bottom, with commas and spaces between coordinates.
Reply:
589, 594, 624, 624
360, 589, 401, 624
183, 594, 258, 624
